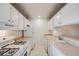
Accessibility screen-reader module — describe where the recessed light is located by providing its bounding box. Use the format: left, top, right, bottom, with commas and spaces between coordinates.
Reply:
57, 15, 60, 18
38, 16, 40, 18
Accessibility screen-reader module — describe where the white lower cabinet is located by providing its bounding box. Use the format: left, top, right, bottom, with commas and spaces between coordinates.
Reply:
44, 38, 48, 51
47, 42, 50, 55
48, 42, 65, 56
49, 43, 53, 56
26, 40, 34, 56
48, 42, 53, 56
53, 46, 64, 56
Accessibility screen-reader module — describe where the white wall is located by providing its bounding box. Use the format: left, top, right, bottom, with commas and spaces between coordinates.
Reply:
30, 19, 48, 45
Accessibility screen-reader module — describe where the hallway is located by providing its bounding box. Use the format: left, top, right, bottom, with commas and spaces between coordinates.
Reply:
29, 44, 48, 56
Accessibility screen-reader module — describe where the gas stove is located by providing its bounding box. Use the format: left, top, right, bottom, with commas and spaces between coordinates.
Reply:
0, 48, 19, 56
11, 41, 27, 45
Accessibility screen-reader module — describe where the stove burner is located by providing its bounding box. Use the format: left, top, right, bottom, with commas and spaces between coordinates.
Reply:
11, 41, 26, 45
0, 48, 19, 56
0, 48, 10, 55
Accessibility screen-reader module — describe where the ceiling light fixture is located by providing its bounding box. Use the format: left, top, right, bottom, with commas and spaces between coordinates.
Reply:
56, 15, 60, 18
38, 16, 40, 18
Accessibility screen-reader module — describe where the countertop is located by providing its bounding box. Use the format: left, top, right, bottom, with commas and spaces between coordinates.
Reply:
15, 36, 32, 42
54, 42, 79, 56
60, 36, 79, 47
45, 34, 79, 56
45, 34, 64, 44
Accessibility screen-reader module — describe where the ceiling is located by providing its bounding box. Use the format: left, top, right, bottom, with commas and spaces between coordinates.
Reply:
12, 3, 66, 20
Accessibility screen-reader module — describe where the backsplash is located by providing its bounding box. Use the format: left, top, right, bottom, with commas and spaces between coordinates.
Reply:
0, 30, 16, 38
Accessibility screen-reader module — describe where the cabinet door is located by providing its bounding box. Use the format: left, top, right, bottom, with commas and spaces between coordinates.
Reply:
48, 19, 53, 30
53, 11, 61, 27
47, 41, 50, 55
18, 13, 24, 30
23, 17, 30, 30
44, 39, 48, 51
27, 40, 34, 56
49, 43, 53, 56
48, 11, 61, 29
10, 6, 19, 30
23, 17, 26, 30
53, 46, 64, 56
0, 3, 11, 29
0, 3, 10, 22
26, 19, 30, 30
61, 4, 79, 25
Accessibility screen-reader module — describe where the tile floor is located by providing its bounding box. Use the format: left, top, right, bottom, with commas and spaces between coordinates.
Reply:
29, 44, 48, 56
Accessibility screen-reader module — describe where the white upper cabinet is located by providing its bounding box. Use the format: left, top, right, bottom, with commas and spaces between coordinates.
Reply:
0, 3, 29, 30
11, 5, 19, 26
60, 4, 79, 25
48, 19, 53, 30
48, 10, 61, 30
53, 11, 61, 27
23, 17, 30, 30
0, 4, 10, 22
49, 3, 79, 29
0, 3, 19, 30
18, 13, 24, 30
8, 5, 19, 30
0, 4, 11, 29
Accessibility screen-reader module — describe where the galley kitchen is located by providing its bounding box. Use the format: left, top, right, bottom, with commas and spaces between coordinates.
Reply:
0, 3, 79, 56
